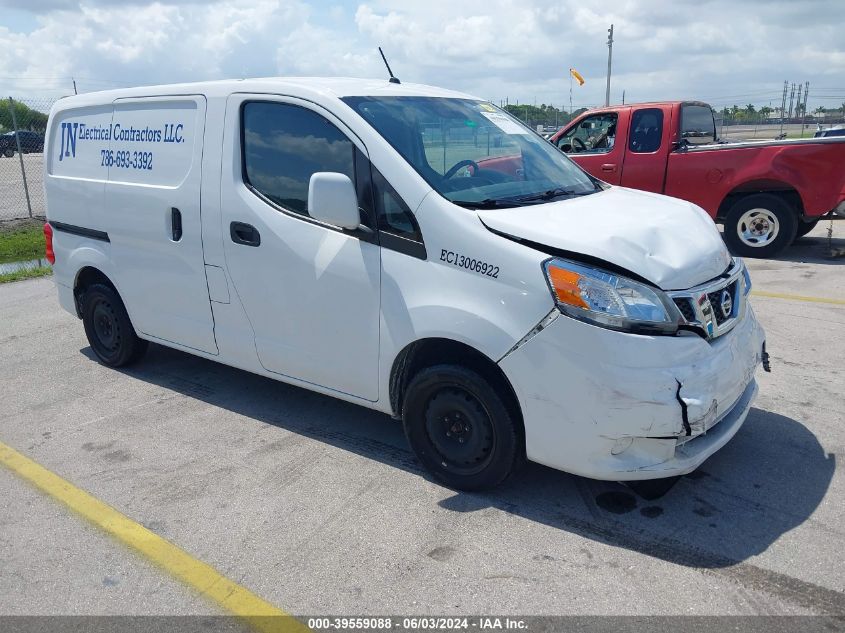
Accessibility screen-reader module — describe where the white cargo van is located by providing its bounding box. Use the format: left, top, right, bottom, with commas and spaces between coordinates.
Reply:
44, 78, 766, 490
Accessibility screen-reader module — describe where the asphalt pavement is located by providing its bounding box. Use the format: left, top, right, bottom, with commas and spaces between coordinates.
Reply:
0, 224, 843, 620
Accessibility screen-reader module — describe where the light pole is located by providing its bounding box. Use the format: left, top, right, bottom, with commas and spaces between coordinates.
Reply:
605, 24, 614, 107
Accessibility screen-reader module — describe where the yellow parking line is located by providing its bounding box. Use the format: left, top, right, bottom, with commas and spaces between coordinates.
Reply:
751, 290, 845, 306
0, 440, 308, 633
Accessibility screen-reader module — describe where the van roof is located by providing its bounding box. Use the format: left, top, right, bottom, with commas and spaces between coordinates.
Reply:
52, 77, 478, 107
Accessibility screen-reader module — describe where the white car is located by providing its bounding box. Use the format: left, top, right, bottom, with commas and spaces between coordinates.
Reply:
43, 77, 766, 490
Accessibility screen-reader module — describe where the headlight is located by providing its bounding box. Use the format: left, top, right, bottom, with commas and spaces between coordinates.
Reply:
543, 258, 681, 334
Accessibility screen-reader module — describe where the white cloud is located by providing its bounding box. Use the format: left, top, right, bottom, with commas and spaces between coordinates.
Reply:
0, 0, 842, 113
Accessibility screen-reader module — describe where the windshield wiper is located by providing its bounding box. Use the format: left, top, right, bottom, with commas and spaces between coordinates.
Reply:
514, 187, 595, 203
450, 198, 530, 209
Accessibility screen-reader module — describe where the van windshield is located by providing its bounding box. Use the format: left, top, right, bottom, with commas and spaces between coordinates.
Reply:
342, 96, 601, 208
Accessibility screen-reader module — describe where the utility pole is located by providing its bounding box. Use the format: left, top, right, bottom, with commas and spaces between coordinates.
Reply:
605, 24, 614, 107
788, 83, 796, 119
779, 80, 788, 137
72, 78, 78, 95
800, 81, 809, 136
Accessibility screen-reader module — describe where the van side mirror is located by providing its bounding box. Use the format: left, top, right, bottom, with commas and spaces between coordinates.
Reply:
308, 172, 361, 230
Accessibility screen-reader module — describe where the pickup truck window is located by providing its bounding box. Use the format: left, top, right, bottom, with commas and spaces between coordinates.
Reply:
680, 104, 716, 145
242, 102, 356, 218
343, 96, 597, 209
629, 108, 664, 153
557, 113, 618, 155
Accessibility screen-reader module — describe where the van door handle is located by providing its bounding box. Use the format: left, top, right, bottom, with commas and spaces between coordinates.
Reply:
171, 208, 182, 241
230, 221, 261, 247
601, 163, 617, 172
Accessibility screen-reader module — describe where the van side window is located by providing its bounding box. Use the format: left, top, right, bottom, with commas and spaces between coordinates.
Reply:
242, 102, 355, 217
371, 166, 421, 241
353, 147, 376, 230
629, 108, 664, 153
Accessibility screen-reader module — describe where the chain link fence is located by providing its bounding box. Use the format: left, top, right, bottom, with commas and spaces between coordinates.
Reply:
1, 97, 59, 221
717, 111, 845, 140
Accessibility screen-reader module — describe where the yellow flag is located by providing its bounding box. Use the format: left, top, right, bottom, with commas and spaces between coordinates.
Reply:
570, 68, 585, 86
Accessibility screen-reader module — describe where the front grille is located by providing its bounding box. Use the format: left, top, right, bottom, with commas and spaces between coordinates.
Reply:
706, 280, 738, 325
667, 261, 744, 341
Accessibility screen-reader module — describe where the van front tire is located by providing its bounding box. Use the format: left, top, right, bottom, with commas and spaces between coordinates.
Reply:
81, 284, 148, 367
402, 365, 521, 491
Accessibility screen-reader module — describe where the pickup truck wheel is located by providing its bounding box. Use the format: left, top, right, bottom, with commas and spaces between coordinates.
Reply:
2, 148, 13, 158
794, 219, 819, 240
723, 194, 797, 258
81, 283, 148, 367
402, 365, 521, 491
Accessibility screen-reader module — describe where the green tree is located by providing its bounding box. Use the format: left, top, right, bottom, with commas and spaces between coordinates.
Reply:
0, 100, 48, 133
503, 103, 571, 128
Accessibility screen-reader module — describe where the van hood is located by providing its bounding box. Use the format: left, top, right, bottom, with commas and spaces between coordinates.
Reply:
477, 187, 731, 290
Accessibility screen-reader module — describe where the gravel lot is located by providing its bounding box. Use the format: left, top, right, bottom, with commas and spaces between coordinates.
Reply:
0, 224, 843, 621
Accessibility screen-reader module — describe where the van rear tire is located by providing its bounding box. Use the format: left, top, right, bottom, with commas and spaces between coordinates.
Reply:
81, 283, 148, 367
402, 365, 521, 491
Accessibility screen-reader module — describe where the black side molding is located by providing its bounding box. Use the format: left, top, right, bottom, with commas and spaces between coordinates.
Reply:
379, 231, 427, 260
50, 221, 110, 243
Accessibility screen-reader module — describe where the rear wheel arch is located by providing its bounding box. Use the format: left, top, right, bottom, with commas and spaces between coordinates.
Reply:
73, 267, 118, 318
716, 180, 804, 222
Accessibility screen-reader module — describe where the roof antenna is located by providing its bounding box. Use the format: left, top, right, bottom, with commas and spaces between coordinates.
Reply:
378, 47, 401, 84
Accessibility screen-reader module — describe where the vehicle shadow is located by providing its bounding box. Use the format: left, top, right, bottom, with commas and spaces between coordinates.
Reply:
97, 343, 835, 571
445, 405, 836, 570
718, 222, 845, 266
773, 231, 845, 265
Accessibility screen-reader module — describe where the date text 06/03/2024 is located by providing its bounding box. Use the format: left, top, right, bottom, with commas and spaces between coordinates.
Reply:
306, 617, 528, 630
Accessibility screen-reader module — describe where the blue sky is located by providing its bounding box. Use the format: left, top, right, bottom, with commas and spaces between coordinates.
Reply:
1, 0, 843, 113
3, 7, 39, 32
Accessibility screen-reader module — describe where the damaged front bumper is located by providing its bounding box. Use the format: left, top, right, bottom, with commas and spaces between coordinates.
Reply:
499, 303, 766, 481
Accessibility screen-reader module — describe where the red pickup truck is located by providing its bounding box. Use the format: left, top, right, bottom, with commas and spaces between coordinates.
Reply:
546, 101, 845, 257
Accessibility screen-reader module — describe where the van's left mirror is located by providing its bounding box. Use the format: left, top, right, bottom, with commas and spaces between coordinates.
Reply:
308, 172, 361, 230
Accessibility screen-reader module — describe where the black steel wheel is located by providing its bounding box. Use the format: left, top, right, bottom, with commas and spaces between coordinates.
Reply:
402, 364, 521, 490
81, 283, 148, 367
